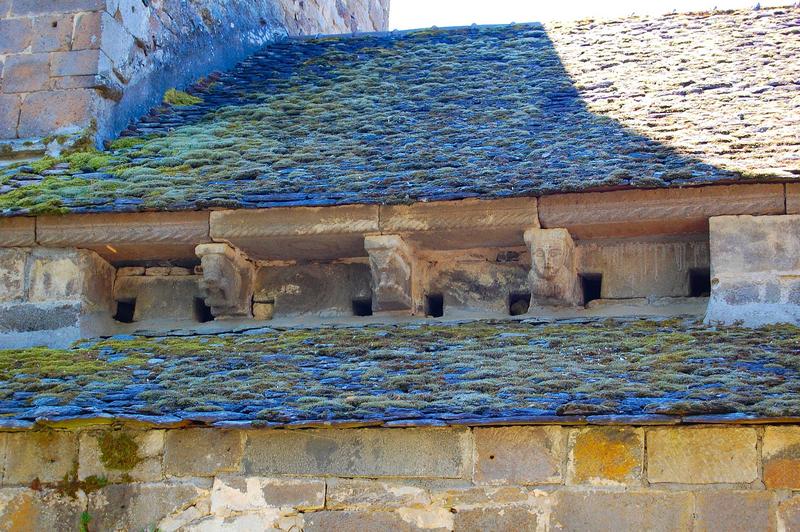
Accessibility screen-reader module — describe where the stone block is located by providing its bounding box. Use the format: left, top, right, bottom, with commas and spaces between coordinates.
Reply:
78, 430, 164, 482
50, 49, 101, 77
430, 486, 531, 508
646, 427, 758, 484
577, 239, 709, 298
0, 433, 6, 481
788, 184, 800, 215
71, 11, 102, 50
304, 511, 422, 532
0, 248, 27, 302
706, 215, 800, 326
243, 428, 470, 478
31, 15, 73, 52
88, 481, 209, 532
0, 94, 20, 138
550, 490, 693, 531
326, 478, 430, 510
567, 427, 643, 486
99, 11, 134, 68
473, 426, 565, 485
694, 491, 775, 532
2, 54, 50, 93
0, 301, 80, 334
113, 275, 204, 322
210, 205, 380, 261
0, 217, 34, 248
256, 262, 371, 317
0, 488, 85, 531
11, 0, 104, 15
779, 496, 800, 532
2, 431, 78, 484
539, 185, 785, 239
37, 211, 211, 263
18, 89, 95, 138
211, 476, 324, 515
379, 197, 538, 250
0, 18, 32, 54
453, 506, 539, 532
28, 248, 114, 313
763, 426, 800, 489
164, 429, 244, 477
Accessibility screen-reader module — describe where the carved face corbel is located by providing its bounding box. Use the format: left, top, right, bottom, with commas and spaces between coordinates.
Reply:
195, 243, 255, 318
524, 228, 581, 306
364, 235, 413, 312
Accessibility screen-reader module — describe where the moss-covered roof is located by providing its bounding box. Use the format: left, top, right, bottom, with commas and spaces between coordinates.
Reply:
1, 317, 799, 428
1, 7, 798, 215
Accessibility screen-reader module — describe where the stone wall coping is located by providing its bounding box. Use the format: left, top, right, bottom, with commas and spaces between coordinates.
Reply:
0, 183, 793, 259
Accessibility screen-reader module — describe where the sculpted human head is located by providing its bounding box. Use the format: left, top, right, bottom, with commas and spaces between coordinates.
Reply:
532, 233, 570, 280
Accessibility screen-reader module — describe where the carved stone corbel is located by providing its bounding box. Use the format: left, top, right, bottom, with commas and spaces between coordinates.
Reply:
195, 243, 255, 318
364, 235, 413, 312
524, 228, 581, 307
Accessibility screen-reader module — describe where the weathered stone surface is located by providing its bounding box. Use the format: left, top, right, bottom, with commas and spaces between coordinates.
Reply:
379, 197, 538, 250
0, 433, 6, 481
706, 215, 800, 326
164, 429, 244, 477
0, 248, 27, 302
37, 211, 211, 263
0, 488, 85, 531
0, 18, 32, 54
78, 430, 164, 482
2, 53, 50, 93
31, 15, 73, 52
243, 428, 470, 478
89, 481, 209, 532
71, 11, 101, 51
453, 506, 539, 532
539, 185, 786, 239
694, 491, 775, 532
474, 426, 565, 485
326, 478, 430, 510
0, 94, 21, 138
550, 490, 693, 531
524, 228, 581, 306
28, 248, 114, 312
182, 511, 285, 531
196, 243, 255, 318
211, 476, 324, 515
254, 262, 371, 317
2, 431, 78, 484
763, 426, 800, 489
788, 184, 800, 215
647, 427, 758, 484
304, 510, 422, 532
113, 275, 204, 322
567, 427, 643, 486
429, 486, 531, 508
18, 89, 95, 137
576, 239, 709, 298
365, 235, 414, 312
779, 496, 800, 532
0, 301, 80, 335
50, 49, 101, 77
10, 0, 104, 15
210, 205, 380, 260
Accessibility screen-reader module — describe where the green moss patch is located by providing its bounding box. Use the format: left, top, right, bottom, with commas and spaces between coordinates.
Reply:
98, 432, 141, 471
163, 88, 203, 106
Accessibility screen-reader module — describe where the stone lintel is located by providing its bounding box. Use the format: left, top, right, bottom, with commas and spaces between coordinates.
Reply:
0, 217, 36, 247
210, 205, 380, 261
787, 184, 800, 215
379, 197, 539, 249
195, 243, 254, 318
36, 211, 211, 263
538, 184, 785, 239
364, 235, 413, 312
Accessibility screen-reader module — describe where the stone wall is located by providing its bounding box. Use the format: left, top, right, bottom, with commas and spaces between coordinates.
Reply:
0, 424, 796, 530
0, 0, 390, 146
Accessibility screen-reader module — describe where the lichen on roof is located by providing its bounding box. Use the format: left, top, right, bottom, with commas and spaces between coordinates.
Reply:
1, 317, 799, 427
1, 7, 797, 215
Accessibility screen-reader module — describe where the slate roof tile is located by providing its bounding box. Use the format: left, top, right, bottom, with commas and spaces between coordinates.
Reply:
0, 7, 798, 215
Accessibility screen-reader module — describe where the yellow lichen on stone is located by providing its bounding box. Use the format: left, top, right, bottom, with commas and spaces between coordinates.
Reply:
163, 88, 203, 106
568, 427, 643, 486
